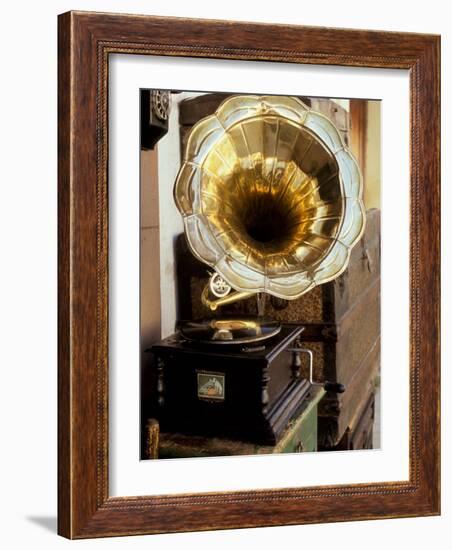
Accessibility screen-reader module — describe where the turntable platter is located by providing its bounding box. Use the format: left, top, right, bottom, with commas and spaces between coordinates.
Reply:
178, 318, 281, 344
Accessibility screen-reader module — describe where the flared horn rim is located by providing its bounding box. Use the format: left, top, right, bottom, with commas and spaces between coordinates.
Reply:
174, 95, 366, 300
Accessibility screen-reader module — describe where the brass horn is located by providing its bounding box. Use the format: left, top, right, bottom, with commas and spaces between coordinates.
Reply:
174, 95, 365, 310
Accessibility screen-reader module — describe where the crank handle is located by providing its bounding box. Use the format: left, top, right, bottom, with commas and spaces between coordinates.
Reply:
286, 347, 346, 394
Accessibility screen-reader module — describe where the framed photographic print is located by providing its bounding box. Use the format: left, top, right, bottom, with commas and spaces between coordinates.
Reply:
58, 11, 440, 538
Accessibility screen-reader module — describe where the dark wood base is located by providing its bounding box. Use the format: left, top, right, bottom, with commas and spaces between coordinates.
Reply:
145, 386, 325, 459
148, 325, 315, 445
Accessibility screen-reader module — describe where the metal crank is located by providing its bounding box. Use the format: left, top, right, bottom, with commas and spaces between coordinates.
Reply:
286, 344, 345, 394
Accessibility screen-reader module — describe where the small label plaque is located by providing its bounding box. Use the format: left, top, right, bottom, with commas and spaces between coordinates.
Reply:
197, 371, 225, 401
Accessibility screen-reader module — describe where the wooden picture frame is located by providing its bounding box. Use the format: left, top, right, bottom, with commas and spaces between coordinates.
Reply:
58, 11, 440, 538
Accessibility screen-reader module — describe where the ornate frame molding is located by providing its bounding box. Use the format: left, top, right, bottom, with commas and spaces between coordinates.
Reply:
58, 11, 440, 538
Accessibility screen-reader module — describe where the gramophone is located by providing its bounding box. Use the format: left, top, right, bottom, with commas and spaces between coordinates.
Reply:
150, 95, 365, 445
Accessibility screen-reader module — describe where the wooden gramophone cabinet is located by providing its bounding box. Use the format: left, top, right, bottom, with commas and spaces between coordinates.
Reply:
174, 93, 380, 451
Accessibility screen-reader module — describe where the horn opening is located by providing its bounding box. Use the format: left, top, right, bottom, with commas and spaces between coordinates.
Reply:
175, 95, 365, 300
